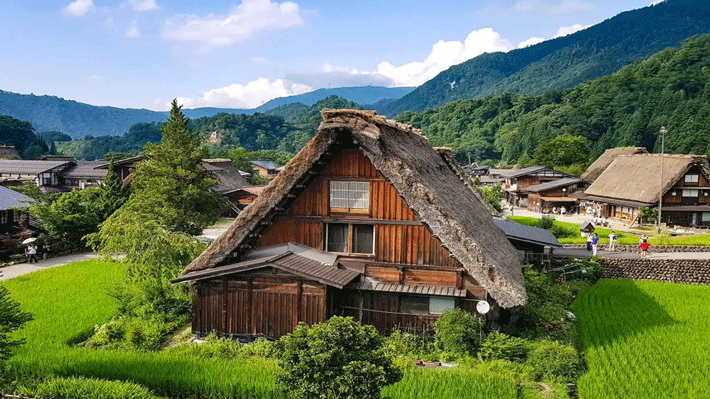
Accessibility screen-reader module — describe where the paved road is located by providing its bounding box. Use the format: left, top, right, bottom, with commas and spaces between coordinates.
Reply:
0, 252, 100, 281
553, 248, 710, 260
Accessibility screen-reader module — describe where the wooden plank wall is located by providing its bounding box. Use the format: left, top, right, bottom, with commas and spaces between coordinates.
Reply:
193, 277, 327, 339
254, 148, 459, 269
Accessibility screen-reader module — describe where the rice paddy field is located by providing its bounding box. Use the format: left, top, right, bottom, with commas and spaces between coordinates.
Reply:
1, 260, 534, 399
574, 279, 710, 399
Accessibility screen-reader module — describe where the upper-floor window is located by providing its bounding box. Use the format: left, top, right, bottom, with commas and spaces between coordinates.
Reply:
685, 174, 699, 184
330, 181, 370, 211
326, 223, 374, 254
682, 189, 699, 197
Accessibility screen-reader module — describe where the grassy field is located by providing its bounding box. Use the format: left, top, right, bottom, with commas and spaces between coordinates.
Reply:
2, 260, 544, 399
574, 279, 710, 398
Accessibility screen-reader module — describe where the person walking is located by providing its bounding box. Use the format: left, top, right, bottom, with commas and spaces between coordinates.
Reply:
608, 231, 617, 251
26, 243, 38, 263
639, 234, 650, 258
586, 234, 593, 252
591, 233, 600, 256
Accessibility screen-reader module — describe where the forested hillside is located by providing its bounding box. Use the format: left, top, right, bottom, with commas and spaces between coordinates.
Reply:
383, 0, 710, 115
58, 96, 360, 160
0, 87, 405, 138
0, 115, 49, 159
397, 34, 710, 167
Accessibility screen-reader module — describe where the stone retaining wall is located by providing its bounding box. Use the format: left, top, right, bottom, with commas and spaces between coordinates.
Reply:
601, 258, 710, 285
562, 244, 710, 253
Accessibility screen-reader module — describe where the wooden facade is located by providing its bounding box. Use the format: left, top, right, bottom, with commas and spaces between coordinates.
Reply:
189, 148, 489, 338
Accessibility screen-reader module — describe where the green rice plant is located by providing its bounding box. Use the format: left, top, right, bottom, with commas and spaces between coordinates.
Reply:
382, 367, 517, 399
35, 376, 160, 399
574, 279, 710, 398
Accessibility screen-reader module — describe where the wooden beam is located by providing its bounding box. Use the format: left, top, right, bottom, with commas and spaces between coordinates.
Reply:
291, 215, 423, 226
247, 278, 254, 335
294, 280, 302, 329
221, 277, 228, 333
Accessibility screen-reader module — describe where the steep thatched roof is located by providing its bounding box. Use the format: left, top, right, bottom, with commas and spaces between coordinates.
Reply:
584, 154, 710, 203
581, 147, 648, 182
182, 109, 525, 308
202, 159, 250, 193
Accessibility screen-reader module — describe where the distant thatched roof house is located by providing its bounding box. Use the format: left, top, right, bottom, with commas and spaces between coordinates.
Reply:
581, 147, 648, 182
176, 109, 526, 339
582, 154, 710, 226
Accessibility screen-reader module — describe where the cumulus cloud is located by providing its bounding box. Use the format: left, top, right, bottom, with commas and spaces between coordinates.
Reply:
125, 23, 140, 38
179, 78, 313, 109
61, 0, 93, 16
518, 37, 545, 48
161, 0, 304, 47
554, 23, 590, 37
515, 0, 593, 14
375, 28, 514, 86
128, 0, 158, 11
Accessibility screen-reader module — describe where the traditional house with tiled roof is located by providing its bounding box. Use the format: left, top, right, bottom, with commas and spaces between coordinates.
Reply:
174, 109, 526, 339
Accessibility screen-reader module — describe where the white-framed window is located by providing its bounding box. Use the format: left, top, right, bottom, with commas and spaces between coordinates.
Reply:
330, 181, 370, 210
685, 174, 699, 183
682, 189, 699, 197
325, 223, 374, 254
702, 213, 710, 223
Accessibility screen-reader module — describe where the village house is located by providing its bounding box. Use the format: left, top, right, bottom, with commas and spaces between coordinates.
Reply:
580, 154, 710, 227
0, 159, 74, 191
522, 177, 588, 213
61, 161, 108, 189
497, 166, 570, 207
249, 160, 283, 180
173, 109, 527, 339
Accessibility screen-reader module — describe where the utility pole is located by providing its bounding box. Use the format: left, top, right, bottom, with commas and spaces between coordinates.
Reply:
658, 126, 667, 231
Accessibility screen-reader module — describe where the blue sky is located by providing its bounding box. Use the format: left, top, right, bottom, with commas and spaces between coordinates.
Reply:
0, 0, 663, 110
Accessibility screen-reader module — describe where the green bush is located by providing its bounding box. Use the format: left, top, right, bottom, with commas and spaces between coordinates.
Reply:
538, 216, 555, 230
550, 223, 577, 238
242, 337, 277, 358
480, 333, 529, 363
275, 316, 402, 399
510, 266, 582, 341
434, 308, 484, 357
386, 330, 437, 358
35, 376, 159, 399
526, 340, 582, 382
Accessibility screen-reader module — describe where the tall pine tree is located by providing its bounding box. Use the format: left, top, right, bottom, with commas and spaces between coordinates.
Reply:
88, 100, 227, 297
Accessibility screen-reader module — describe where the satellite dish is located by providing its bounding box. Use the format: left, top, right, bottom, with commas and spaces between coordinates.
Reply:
476, 300, 490, 315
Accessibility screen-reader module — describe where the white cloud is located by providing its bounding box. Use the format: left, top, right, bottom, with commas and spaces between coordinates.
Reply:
179, 78, 313, 109
61, 0, 94, 17
128, 0, 158, 11
376, 28, 514, 86
515, 0, 593, 14
161, 0, 304, 47
650, 0, 666, 4
554, 23, 590, 38
125, 23, 140, 38
518, 37, 545, 48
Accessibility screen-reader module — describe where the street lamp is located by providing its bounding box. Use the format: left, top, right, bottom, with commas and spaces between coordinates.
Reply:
658, 126, 667, 231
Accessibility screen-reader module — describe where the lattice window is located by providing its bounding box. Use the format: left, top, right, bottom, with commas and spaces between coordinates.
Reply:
329, 181, 370, 210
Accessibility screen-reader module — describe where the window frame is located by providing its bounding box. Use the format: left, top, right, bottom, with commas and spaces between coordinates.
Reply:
325, 222, 375, 255
685, 174, 700, 185
329, 180, 370, 214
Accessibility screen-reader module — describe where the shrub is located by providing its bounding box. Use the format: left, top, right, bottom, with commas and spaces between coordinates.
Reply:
550, 223, 577, 238
242, 337, 276, 358
386, 330, 436, 358
275, 316, 402, 399
35, 376, 159, 399
526, 340, 583, 382
538, 216, 555, 229
434, 308, 484, 357
480, 333, 529, 363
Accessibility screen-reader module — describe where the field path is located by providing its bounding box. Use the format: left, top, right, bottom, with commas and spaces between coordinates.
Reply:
0, 252, 99, 280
